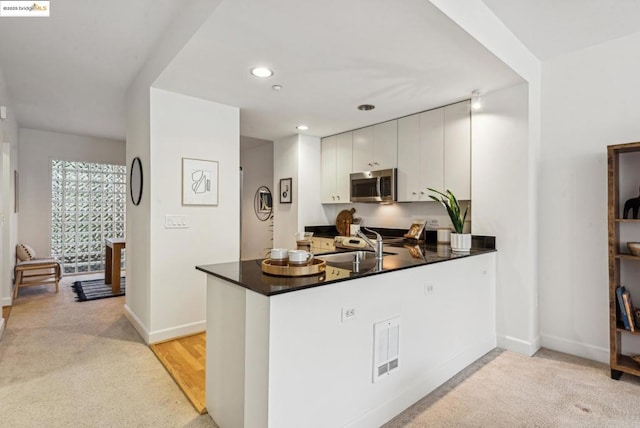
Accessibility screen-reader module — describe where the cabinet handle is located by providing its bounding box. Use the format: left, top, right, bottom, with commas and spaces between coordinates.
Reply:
336, 195, 340, 200
420, 191, 425, 195
368, 162, 373, 167
412, 192, 417, 195
374, 162, 380, 166
332, 196, 335, 200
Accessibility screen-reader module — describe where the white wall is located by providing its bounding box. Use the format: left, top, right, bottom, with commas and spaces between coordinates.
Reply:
241, 139, 274, 260
148, 87, 239, 342
273, 135, 298, 249
472, 83, 535, 354
273, 134, 331, 249
125, 83, 152, 337
0, 63, 18, 316
539, 32, 640, 363
18, 128, 125, 255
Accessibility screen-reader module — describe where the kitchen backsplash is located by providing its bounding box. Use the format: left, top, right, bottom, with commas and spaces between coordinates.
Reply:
322, 201, 471, 233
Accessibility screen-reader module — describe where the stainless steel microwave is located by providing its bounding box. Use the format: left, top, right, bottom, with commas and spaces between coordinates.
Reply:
350, 168, 397, 202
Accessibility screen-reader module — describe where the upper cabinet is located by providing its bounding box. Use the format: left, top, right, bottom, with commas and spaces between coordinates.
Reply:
321, 101, 470, 204
397, 101, 470, 202
444, 101, 471, 200
321, 132, 353, 204
397, 109, 444, 201
352, 121, 398, 172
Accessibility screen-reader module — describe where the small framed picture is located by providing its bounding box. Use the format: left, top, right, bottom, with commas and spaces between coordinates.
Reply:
182, 158, 219, 206
280, 177, 292, 204
404, 221, 425, 240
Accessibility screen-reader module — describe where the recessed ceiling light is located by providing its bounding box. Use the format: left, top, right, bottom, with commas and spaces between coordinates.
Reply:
357, 104, 375, 111
272, 84, 283, 91
250, 67, 273, 78
296, 125, 309, 131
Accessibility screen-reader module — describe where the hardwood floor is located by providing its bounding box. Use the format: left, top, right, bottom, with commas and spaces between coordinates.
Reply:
2, 305, 11, 320
150, 332, 207, 414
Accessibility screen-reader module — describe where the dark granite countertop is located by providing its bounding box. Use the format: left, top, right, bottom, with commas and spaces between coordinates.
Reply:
196, 234, 496, 297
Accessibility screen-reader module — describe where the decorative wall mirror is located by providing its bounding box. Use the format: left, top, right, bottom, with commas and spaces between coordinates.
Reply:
254, 186, 273, 221
130, 157, 143, 206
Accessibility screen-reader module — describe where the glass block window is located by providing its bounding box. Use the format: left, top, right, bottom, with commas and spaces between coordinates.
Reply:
51, 160, 126, 274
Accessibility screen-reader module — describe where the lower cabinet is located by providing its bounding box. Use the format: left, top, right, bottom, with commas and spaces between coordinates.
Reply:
311, 237, 335, 252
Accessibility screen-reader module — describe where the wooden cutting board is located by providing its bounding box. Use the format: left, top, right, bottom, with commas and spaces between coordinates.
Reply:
336, 208, 356, 236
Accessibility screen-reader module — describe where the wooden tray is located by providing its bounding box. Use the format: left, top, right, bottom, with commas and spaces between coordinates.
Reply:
262, 258, 326, 277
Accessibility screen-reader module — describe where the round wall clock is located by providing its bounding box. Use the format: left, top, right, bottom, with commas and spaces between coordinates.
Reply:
130, 157, 143, 206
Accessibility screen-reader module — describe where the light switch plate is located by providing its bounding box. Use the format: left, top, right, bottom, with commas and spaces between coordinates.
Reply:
165, 214, 188, 229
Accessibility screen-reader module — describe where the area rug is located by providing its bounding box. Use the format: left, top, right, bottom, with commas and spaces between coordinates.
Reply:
71, 277, 125, 301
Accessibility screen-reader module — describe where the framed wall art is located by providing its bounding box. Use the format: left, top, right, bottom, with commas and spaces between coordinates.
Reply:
279, 177, 292, 204
182, 158, 219, 206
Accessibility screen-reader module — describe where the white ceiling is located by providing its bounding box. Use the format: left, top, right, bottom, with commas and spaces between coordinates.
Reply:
481, 0, 640, 60
0, 0, 193, 140
2, 1, 640, 142
155, 0, 523, 142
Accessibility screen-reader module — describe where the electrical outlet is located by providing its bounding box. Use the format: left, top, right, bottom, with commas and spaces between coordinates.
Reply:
342, 307, 356, 322
428, 218, 439, 227
424, 283, 435, 295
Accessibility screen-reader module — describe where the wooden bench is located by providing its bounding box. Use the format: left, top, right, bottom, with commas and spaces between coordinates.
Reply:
14, 258, 62, 299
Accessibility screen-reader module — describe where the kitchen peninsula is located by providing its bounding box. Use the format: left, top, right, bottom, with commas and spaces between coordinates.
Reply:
197, 237, 496, 428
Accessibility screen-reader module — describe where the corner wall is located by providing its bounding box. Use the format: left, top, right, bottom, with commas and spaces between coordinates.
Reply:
123, 0, 225, 342
539, 32, 640, 363
148, 88, 239, 342
429, 0, 542, 356
472, 83, 534, 353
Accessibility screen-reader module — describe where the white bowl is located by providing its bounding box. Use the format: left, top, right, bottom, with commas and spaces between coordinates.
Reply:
628, 242, 640, 257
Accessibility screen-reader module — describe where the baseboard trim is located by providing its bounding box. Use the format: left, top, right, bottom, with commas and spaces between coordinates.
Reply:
541, 333, 609, 364
124, 304, 150, 344
497, 334, 541, 356
149, 320, 206, 345
1, 296, 12, 307
0, 317, 5, 340
347, 336, 496, 428
124, 304, 206, 345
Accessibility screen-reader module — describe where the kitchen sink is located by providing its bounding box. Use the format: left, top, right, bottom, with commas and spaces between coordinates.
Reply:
316, 250, 395, 272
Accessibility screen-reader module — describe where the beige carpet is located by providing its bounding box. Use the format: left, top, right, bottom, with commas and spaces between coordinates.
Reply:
0, 274, 217, 428
386, 348, 640, 427
4, 276, 640, 427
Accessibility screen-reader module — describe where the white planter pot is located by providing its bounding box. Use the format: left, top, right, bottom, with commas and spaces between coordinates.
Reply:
450, 233, 471, 253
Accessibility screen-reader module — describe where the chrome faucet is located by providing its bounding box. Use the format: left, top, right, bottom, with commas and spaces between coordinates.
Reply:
356, 227, 384, 264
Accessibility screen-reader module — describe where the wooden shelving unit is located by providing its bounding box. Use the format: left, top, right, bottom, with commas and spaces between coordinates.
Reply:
608, 141, 640, 380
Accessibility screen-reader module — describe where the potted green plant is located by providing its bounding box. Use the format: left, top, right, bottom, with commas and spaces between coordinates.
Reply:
427, 188, 471, 252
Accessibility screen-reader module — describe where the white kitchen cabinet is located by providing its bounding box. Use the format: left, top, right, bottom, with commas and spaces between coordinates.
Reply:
397, 114, 420, 201
444, 101, 471, 200
352, 121, 397, 172
321, 132, 352, 204
397, 101, 469, 202
397, 109, 445, 202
